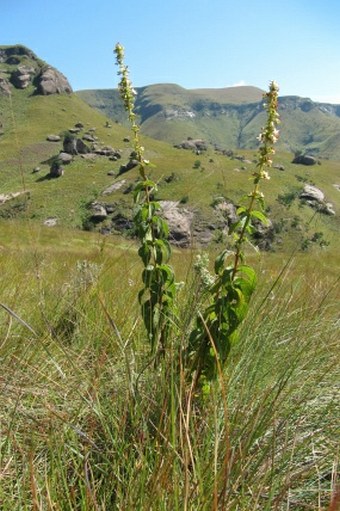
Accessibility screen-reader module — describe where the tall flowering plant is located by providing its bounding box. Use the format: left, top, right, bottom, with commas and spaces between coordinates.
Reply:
114, 43, 177, 356
187, 82, 280, 389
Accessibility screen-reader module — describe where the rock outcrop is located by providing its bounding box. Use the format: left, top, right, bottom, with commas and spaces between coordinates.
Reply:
10, 65, 35, 89
300, 184, 335, 215
159, 200, 193, 247
0, 45, 72, 96
292, 154, 317, 166
36, 66, 72, 95
0, 74, 12, 95
174, 139, 208, 152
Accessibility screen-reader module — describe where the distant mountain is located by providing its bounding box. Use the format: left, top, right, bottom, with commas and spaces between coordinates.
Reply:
77, 85, 340, 160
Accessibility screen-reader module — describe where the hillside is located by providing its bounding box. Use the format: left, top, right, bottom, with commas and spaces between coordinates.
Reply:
77, 85, 340, 160
0, 45, 339, 254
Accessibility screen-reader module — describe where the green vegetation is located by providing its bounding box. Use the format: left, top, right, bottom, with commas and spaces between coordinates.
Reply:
0, 44, 339, 509
0, 222, 339, 509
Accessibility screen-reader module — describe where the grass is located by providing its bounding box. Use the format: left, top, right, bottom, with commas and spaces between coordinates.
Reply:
0, 223, 339, 510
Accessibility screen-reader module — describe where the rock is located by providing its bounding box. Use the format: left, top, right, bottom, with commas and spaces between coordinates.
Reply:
159, 200, 193, 247
94, 146, 121, 158
36, 66, 73, 95
118, 159, 139, 175
90, 202, 107, 221
0, 76, 12, 96
63, 136, 77, 155
69, 128, 81, 134
74, 122, 84, 129
292, 154, 317, 166
214, 200, 238, 225
10, 65, 35, 89
76, 139, 90, 154
58, 152, 73, 164
47, 134, 61, 142
63, 137, 90, 155
321, 203, 336, 216
0, 191, 30, 204
0, 45, 37, 64
123, 137, 130, 142
111, 213, 133, 231
80, 153, 97, 160
252, 218, 275, 250
82, 134, 95, 142
50, 160, 64, 177
274, 164, 285, 171
174, 139, 207, 151
102, 180, 126, 195
300, 184, 335, 215
43, 217, 58, 227
300, 185, 324, 202
104, 204, 115, 214
32, 167, 40, 173
333, 184, 340, 192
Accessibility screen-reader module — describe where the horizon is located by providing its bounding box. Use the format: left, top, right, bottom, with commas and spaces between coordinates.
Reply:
2, 0, 340, 104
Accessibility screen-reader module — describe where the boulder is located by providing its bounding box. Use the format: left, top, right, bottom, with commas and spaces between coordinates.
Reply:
36, 66, 73, 95
43, 217, 58, 227
102, 180, 126, 195
47, 134, 61, 142
118, 159, 139, 175
90, 202, 107, 221
82, 134, 95, 142
50, 160, 64, 177
174, 139, 207, 151
300, 185, 324, 202
0, 76, 12, 96
58, 152, 73, 164
300, 184, 335, 215
159, 200, 193, 247
292, 154, 317, 166
62, 137, 90, 155
10, 65, 35, 89
214, 200, 238, 225
0, 191, 30, 204
321, 203, 336, 216
76, 138, 91, 154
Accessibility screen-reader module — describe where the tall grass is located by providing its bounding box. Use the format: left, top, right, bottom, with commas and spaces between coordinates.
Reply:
0, 235, 338, 509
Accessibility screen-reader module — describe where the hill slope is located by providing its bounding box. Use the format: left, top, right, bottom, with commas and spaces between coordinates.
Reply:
77, 85, 340, 160
0, 45, 339, 253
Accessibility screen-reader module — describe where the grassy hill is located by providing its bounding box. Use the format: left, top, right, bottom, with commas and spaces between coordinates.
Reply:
77, 85, 340, 159
1, 85, 339, 253
0, 44, 339, 255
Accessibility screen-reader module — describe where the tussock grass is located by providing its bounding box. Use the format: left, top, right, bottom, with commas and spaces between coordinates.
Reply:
0, 228, 338, 509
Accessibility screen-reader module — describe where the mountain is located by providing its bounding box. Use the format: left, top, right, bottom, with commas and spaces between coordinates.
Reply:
77, 85, 340, 160
0, 45, 339, 253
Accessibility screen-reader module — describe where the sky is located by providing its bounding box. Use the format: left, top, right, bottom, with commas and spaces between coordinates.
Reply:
2, 0, 340, 103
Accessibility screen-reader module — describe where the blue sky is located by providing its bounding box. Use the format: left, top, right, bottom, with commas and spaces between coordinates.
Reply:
2, 0, 340, 103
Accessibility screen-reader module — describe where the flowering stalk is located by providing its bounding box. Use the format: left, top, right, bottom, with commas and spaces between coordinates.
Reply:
232, 80, 280, 277
187, 81, 280, 389
114, 43, 176, 355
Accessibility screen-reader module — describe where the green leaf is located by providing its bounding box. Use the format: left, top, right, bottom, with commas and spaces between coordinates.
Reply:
250, 209, 270, 225
214, 249, 231, 275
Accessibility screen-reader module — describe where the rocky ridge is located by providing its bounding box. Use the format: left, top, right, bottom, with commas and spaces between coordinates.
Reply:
0, 44, 72, 96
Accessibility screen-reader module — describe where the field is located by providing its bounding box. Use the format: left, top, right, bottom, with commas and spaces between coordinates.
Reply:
0, 221, 339, 510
